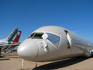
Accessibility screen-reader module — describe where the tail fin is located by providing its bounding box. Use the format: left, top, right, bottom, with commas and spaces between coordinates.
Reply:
3, 28, 19, 50
12, 30, 21, 43
7, 28, 18, 42
8, 31, 21, 49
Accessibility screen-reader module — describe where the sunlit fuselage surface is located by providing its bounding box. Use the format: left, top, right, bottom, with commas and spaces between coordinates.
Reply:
17, 26, 93, 62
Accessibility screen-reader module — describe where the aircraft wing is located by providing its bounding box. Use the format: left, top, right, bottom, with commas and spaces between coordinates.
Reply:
0, 42, 21, 48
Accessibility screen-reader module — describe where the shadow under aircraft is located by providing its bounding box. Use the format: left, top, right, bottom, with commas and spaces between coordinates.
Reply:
33, 57, 88, 70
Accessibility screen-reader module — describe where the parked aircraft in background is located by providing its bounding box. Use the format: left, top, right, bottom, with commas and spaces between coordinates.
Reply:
17, 26, 93, 62
8, 31, 21, 50
0, 28, 21, 53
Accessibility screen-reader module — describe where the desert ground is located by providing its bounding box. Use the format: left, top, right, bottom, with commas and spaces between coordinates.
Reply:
0, 52, 93, 70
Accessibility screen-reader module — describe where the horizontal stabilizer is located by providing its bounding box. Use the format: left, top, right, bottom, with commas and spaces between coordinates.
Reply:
0, 42, 21, 48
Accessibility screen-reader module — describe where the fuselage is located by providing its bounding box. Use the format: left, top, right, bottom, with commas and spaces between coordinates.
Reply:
0, 39, 12, 45
17, 26, 93, 62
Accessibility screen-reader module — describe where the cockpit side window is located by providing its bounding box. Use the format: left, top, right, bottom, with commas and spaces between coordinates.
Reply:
46, 33, 60, 48
28, 32, 44, 39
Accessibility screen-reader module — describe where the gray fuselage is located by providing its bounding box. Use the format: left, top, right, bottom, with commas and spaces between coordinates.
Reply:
17, 26, 93, 62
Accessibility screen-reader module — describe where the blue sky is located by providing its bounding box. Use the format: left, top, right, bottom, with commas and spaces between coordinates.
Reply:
0, 0, 93, 42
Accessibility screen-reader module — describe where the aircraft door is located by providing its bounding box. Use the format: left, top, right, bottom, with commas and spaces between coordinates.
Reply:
64, 30, 71, 49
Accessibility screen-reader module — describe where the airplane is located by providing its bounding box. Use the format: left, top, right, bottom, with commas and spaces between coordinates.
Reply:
8, 30, 21, 50
17, 26, 93, 63
0, 28, 21, 55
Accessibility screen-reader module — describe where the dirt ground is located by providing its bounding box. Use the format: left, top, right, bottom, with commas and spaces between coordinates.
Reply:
0, 52, 93, 70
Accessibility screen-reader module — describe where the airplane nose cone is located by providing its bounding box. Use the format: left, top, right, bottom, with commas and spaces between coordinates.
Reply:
17, 39, 38, 61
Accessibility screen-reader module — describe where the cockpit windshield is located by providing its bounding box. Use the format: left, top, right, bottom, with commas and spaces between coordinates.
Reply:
28, 32, 60, 47
28, 32, 44, 39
